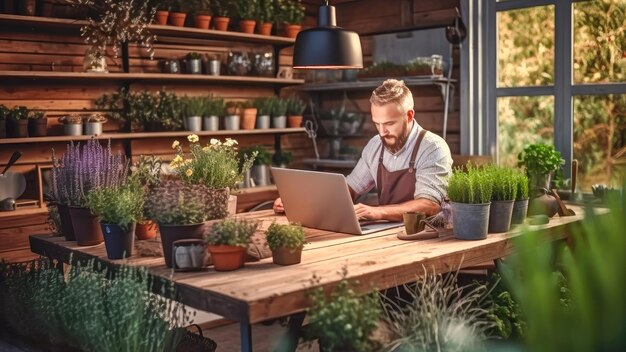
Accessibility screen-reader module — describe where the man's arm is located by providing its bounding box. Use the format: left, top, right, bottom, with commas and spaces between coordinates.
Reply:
354, 198, 440, 222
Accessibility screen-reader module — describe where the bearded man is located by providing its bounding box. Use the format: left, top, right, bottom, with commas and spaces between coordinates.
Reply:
274, 79, 452, 222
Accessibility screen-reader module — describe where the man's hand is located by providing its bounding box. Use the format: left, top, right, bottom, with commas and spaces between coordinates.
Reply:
273, 197, 285, 214
354, 203, 384, 221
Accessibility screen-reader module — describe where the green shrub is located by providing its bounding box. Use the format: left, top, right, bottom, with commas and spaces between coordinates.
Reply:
85, 183, 144, 230
240, 145, 271, 165
517, 143, 565, 177
447, 165, 493, 204
515, 170, 529, 200
486, 165, 518, 201
205, 218, 258, 247
265, 222, 306, 251
286, 96, 306, 115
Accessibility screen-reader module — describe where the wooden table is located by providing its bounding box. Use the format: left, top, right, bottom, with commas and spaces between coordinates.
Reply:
29, 205, 601, 351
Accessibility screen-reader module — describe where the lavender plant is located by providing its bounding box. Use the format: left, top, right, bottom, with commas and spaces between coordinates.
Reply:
50, 139, 128, 207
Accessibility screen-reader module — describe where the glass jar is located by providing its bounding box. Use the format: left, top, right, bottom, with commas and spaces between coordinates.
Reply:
226, 50, 251, 76
252, 51, 274, 77
430, 55, 444, 77
83, 49, 108, 73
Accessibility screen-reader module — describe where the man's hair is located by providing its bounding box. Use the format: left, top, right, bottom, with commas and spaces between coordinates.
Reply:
370, 79, 414, 114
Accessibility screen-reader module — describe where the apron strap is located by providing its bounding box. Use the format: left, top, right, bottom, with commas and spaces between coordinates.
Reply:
408, 129, 428, 174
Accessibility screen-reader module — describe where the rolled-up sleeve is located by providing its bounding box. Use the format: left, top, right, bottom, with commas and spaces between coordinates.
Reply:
346, 147, 376, 196
413, 138, 452, 204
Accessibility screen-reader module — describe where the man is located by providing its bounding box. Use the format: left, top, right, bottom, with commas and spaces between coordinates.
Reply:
274, 79, 452, 222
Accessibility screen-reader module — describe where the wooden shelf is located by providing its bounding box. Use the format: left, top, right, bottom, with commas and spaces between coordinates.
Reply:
0, 14, 296, 47
0, 128, 306, 145
0, 70, 304, 86
286, 77, 456, 92
301, 158, 358, 169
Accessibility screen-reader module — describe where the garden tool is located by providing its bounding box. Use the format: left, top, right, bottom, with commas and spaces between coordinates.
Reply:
550, 189, 576, 217
0, 151, 26, 201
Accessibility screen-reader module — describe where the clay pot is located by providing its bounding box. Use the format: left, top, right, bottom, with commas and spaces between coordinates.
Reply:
168, 12, 187, 27
285, 24, 301, 38
68, 206, 104, 246
239, 19, 256, 34
287, 115, 303, 128
154, 10, 169, 25
194, 14, 211, 29
136, 221, 158, 240
256, 22, 273, 36
213, 16, 230, 31
207, 245, 246, 271
241, 108, 257, 130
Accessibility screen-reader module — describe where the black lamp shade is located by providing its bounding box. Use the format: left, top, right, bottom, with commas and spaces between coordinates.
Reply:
293, 5, 363, 69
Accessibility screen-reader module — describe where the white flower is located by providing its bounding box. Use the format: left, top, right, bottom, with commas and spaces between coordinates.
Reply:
224, 138, 238, 147
171, 140, 180, 149
210, 138, 220, 146
187, 134, 199, 143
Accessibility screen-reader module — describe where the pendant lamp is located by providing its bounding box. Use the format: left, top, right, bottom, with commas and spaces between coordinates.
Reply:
292, 0, 363, 69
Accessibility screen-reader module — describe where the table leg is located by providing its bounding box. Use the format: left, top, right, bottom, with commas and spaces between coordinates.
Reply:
240, 322, 253, 352
274, 312, 306, 352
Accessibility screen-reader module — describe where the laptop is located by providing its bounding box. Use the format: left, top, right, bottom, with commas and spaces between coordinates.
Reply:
271, 167, 403, 235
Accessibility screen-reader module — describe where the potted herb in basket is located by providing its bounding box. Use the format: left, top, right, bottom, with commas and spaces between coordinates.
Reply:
265, 222, 306, 265
204, 218, 258, 271
7, 106, 28, 138
448, 164, 493, 240
27, 110, 47, 137
85, 182, 143, 259
485, 165, 518, 233
511, 170, 529, 225
83, 112, 107, 136
58, 114, 83, 136
286, 96, 305, 128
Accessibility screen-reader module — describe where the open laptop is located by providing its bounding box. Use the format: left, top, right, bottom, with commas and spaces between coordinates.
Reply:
271, 167, 403, 235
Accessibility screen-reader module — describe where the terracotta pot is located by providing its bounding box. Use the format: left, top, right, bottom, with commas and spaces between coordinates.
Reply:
136, 221, 158, 240
285, 24, 301, 38
28, 118, 47, 137
213, 16, 230, 31
272, 246, 303, 266
194, 14, 211, 29
239, 19, 256, 34
158, 221, 214, 268
68, 206, 104, 246
154, 10, 169, 25
241, 108, 257, 130
7, 119, 28, 138
207, 245, 246, 271
256, 22, 273, 36
168, 12, 187, 27
101, 223, 135, 259
287, 115, 303, 128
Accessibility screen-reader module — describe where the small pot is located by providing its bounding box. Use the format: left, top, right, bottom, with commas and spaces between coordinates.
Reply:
136, 221, 158, 240
251, 165, 270, 186
63, 123, 83, 136
84, 122, 104, 136
511, 199, 529, 225
239, 19, 256, 34
184, 116, 202, 132
154, 10, 169, 25
203, 115, 219, 131
256, 115, 270, 129
158, 222, 213, 268
101, 223, 135, 259
185, 58, 202, 74
287, 115, 303, 128
272, 115, 286, 129
213, 16, 230, 31
194, 14, 211, 29
207, 245, 246, 271
241, 108, 257, 130
224, 115, 240, 130
168, 12, 187, 27
28, 118, 47, 137
162, 59, 181, 74
272, 246, 303, 266
488, 199, 515, 233
451, 202, 491, 240
68, 206, 104, 246
256, 22, 273, 36
285, 24, 301, 38
206, 59, 221, 76
7, 119, 28, 138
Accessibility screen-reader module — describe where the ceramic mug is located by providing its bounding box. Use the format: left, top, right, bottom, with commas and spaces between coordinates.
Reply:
403, 211, 426, 234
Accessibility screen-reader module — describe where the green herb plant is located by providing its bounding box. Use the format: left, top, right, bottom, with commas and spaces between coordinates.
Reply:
486, 165, 518, 201
253, 97, 272, 116
186, 52, 202, 60
270, 97, 288, 117
9, 106, 28, 120
517, 143, 565, 183
447, 165, 493, 204
272, 149, 293, 166
515, 170, 529, 200
205, 218, 258, 247
85, 183, 144, 230
240, 145, 271, 166
234, 0, 259, 20
182, 96, 205, 117
257, 0, 274, 23
265, 222, 306, 251
277, 0, 305, 24
286, 96, 306, 116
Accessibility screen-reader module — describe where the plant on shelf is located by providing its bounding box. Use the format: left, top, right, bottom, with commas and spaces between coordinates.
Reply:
517, 143, 565, 191
286, 95, 305, 127
265, 222, 306, 265
270, 97, 288, 117
190, 0, 212, 29
276, 0, 305, 38
181, 96, 204, 131
65, 0, 157, 60
256, 0, 275, 35
204, 218, 259, 271
357, 61, 406, 79
272, 149, 293, 167
233, 0, 259, 33
58, 113, 83, 136
253, 97, 272, 117
0, 105, 8, 138
6, 106, 29, 138
84, 113, 107, 123
204, 95, 226, 117
58, 114, 82, 125
211, 0, 231, 17
306, 267, 382, 352
186, 52, 202, 60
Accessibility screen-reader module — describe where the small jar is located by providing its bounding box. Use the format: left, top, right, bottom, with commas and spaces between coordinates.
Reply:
226, 50, 251, 76
430, 55, 444, 76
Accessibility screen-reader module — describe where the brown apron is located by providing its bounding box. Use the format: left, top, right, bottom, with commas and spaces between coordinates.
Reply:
376, 129, 428, 205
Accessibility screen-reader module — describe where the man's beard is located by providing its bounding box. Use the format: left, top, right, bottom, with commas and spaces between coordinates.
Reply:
382, 121, 409, 153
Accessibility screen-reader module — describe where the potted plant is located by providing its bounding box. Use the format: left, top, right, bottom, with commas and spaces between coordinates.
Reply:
224, 101, 242, 130
265, 222, 306, 265
58, 114, 83, 136
272, 149, 293, 168
83, 113, 107, 136
7, 106, 28, 138
234, 0, 259, 34
270, 97, 288, 128
255, 0, 274, 35
182, 96, 204, 132
448, 164, 493, 240
151, 0, 170, 25
191, 0, 212, 29
511, 170, 529, 225
286, 96, 305, 128
277, 0, 305, 38
27, 110, 47, 137
130, 155, 162, 240
240, 100, 257, 130
203, 95, 225, 131
240, 145, 271, 187
485, 165, 518, 233
0, 105, 7, 138
168, 0, 189, 27
211, 0, 231, 31
145, 135, 255, 267
306, 270, 382, 351
204, 218, 258, 271
85, 182, 143, 259
253, 97, 272, 129
517, 143, 564, 217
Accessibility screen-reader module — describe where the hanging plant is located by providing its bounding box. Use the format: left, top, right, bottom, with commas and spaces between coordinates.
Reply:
65, 0, 157, 59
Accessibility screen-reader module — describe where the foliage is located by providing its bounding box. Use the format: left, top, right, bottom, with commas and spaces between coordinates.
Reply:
182, 96, 204, 117
85, 181, 143, 230
286, 95, 306, 115
240, 145, 270, 166
65, 0, 156, 59
447, 164, 493, 204
170, 135, 254, 189
485, 165, 518, 201
205, 218, 258, 247
257, 0, 275, 23
233, 0, 259, 20
517, 143, 565, 177
202, 95, 225, 116
131, 155, 162, 188
515, 170, 529, 200
501, 188, 626, 351
28, 110, 46, 120
265, 222, 306, 251
306, 267, 382, 352
9, 106, 28, 120
253, 97, 272, 116
482, 273, 526, 340
189, 0, 211, 15
270, 96, 288, 117
85, 113, 107, 123
50, 139, 128, 207
211, 0, 232, 17
58, 114, 83, 124
0, 104, 8, 120
276, 0, 305, 24
0, 258, 190, 352
358, 61, 407, 78
381, 269, 492, 352
272, 149, 293, 166
186, 52, 201, 60
145, 179, 229, 224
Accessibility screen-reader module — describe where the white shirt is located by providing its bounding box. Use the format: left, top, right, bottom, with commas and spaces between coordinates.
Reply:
345, 121, 452, 204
